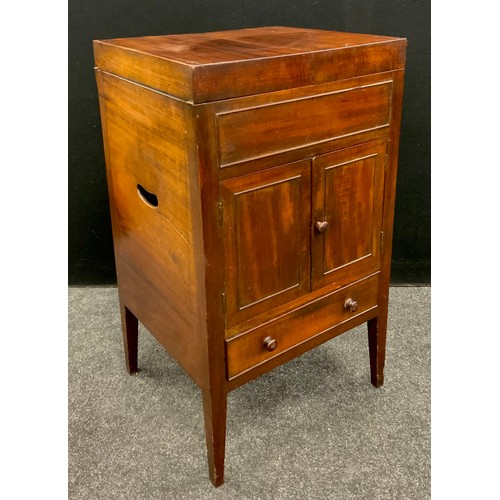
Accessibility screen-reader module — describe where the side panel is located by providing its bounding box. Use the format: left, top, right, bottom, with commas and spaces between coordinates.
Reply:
96, 70, 206, 387
99, 71, 192, 242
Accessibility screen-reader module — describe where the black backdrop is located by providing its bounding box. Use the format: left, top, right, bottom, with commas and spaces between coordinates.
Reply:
69, 0, 430, 284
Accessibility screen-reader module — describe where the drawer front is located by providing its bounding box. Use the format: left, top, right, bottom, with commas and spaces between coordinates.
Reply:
226, 274, 379, 380
216, 80, 392, 167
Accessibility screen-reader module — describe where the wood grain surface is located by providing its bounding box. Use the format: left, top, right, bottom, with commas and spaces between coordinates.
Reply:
94, 26, 405, 102
94, 27, 406, 486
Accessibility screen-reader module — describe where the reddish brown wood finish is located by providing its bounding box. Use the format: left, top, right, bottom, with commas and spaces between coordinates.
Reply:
220, 159, 311, 327
226, 274, 379, 380
216, 81, 391, 166
94, 26, 406, 487
312, 140, 387, 290
94, 26, 405, 102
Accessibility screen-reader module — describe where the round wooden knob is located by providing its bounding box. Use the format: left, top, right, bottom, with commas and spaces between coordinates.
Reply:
263, 336, 278, 352
344, 298, 358, 312
315, 221, 329, 233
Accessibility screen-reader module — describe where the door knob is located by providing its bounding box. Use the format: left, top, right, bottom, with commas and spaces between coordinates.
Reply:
315, 221, 329, 233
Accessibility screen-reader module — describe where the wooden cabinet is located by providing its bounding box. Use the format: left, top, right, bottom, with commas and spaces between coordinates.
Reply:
94, 26, 406, 487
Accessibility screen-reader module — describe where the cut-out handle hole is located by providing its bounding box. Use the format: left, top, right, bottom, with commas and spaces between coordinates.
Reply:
137, 184, 158, 208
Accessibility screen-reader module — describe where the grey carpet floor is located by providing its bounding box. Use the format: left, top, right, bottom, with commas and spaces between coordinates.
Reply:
69, 286, 430, 500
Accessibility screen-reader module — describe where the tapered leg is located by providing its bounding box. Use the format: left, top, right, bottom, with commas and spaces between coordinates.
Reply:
202, 387, 227, 487
120, 303, 139, 374
368, 314, 387, 388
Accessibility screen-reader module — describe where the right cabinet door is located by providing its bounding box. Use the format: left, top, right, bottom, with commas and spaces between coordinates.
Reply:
311, 139, 387, 290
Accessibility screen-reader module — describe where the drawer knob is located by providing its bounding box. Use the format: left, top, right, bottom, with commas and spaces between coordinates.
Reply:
263, 336, 278, 352
344, 298, 358, 312
315, 221, 329, 233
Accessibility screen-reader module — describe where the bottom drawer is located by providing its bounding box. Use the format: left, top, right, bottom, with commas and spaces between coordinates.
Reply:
226, 273, 379, 380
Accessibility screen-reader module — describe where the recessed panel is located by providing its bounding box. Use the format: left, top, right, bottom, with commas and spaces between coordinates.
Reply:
324, 156, 376, 272
235, 179, 301, 308
217, 81, 392, 166
221, 160, 311, 328
312, 140, 387, 290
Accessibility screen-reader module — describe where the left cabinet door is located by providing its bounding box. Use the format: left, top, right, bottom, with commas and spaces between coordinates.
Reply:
220, 159, 312, 329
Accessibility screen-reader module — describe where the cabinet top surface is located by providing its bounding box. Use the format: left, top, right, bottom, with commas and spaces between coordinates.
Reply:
94, 26, 406, 103
95, 26, 403, 66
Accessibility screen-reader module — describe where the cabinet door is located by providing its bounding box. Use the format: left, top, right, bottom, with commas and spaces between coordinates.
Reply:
220, 159, 311, 328
312, 140, 387, 290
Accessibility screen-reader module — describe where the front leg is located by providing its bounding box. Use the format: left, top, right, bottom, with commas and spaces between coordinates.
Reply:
202, 386, 227, 487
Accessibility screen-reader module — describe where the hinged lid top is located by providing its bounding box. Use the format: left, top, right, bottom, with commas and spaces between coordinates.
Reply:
94, 26, 406, 103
